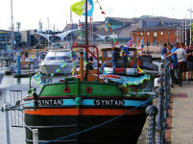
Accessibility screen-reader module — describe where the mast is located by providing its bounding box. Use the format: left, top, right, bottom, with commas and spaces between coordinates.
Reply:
70, 9, 73, 46
85, 0, 88, 61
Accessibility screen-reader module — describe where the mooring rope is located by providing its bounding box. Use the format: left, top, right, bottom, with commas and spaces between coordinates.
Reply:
40, 95, 155, 144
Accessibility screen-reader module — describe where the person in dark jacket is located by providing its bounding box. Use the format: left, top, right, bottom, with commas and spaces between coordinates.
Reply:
112, 47, 118, 68
187, 44, 193, 81
120, 45, 129, 68
86, 56, 94, 70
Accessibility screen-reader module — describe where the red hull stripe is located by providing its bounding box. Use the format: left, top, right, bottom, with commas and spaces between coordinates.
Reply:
24, 108, 145, 116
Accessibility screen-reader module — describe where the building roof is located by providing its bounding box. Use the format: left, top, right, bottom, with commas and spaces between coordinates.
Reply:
132, 25, 179, 32
0, 29, 20, 34
95, 24, 139, 38
106, 17, 134, 23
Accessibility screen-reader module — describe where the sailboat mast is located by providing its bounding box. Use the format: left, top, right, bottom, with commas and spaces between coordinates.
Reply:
85, 0, 88, 61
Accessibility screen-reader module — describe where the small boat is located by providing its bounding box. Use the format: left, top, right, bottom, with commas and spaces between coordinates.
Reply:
24, 45, 155, 144
39, 49, 79, 75
0, 56, 13, 74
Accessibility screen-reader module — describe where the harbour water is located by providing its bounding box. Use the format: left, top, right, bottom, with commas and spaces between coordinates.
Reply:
0, 75, 63, 144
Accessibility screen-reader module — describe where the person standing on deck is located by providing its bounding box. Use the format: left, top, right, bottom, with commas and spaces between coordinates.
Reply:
112, 47, 118, 68
120, 45, 129, 68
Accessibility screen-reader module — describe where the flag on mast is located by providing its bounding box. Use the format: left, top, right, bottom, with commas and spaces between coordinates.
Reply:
71, 0, 94, 16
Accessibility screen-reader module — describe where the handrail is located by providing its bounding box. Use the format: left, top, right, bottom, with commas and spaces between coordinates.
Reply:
71, 45, 99, 79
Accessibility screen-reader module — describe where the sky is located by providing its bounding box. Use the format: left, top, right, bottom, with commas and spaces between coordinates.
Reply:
0, 0, 193, 31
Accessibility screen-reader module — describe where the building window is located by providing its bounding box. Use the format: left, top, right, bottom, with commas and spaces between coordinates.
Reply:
161, 32, 163, 35
147, 39, 150, 46
147, 32, 150, 36
153, 39, 157, 45
160, 39, 163, 43
167, 32, 170, 35
134, 32, 137, 36
153, 32, 157, 37
140, 32, 143, 36
167, 38, 170, 42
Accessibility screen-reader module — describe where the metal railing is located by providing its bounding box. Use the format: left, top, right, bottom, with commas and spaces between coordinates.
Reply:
145, 59, 172, 144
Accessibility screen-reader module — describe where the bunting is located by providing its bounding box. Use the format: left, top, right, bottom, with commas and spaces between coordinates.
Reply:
96, 0, 118, 45
137, 66, 143, 73
127, 39, 133, 48
102, 72, 151, 86
112, 33, 118, 45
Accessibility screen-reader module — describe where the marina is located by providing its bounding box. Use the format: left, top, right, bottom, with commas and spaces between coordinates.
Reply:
0, 60, 193, 144
0, 0, 193, 143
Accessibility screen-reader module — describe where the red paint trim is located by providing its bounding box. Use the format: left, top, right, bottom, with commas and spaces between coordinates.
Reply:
24, 108, 145, 116
24, 96, 149, 101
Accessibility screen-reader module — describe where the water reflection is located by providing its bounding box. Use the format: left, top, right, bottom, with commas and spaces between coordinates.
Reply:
17, 78, 21, 84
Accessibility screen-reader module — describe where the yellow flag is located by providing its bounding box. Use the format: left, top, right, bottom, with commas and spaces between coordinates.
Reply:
71, 0, 85, 16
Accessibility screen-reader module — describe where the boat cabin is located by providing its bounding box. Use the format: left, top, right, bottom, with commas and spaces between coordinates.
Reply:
101, 47, 138, 68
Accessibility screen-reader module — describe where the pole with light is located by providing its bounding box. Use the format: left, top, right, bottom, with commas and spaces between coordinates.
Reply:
187, 8, 193, 45
10, 0, 14, 51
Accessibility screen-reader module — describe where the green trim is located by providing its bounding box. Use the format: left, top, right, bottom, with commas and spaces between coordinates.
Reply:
39, 81, 122, 97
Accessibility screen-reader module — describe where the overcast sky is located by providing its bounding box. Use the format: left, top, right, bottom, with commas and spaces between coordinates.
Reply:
0, 0, 193, 31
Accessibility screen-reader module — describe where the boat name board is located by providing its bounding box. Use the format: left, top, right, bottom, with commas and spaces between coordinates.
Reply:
38, 99, 63, 106
94, 99, 125, 106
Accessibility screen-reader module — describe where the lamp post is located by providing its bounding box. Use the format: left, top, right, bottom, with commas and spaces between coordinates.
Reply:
185, 16, 188, 46
187, 8, 193, 45
10, 0, 14, 51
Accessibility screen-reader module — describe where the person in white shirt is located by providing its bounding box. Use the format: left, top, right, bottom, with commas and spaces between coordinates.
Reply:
167, 43, 189, 81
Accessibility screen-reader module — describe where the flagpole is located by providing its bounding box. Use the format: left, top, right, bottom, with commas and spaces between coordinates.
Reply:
85, 0, 88, 61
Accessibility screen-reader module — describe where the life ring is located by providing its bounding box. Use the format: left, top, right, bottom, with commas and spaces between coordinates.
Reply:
64, 87, 71, 93
86, 86, 93, 93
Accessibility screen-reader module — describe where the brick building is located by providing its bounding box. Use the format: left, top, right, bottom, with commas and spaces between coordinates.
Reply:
131, 25, 182, 46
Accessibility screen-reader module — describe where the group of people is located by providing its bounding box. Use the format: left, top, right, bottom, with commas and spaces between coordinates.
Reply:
161, 42, 193, 86
112, 46, 130, 69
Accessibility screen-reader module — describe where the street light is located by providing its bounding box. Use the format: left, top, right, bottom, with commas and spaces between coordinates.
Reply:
187, 8, 193, 45
10, 0, 14, 51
